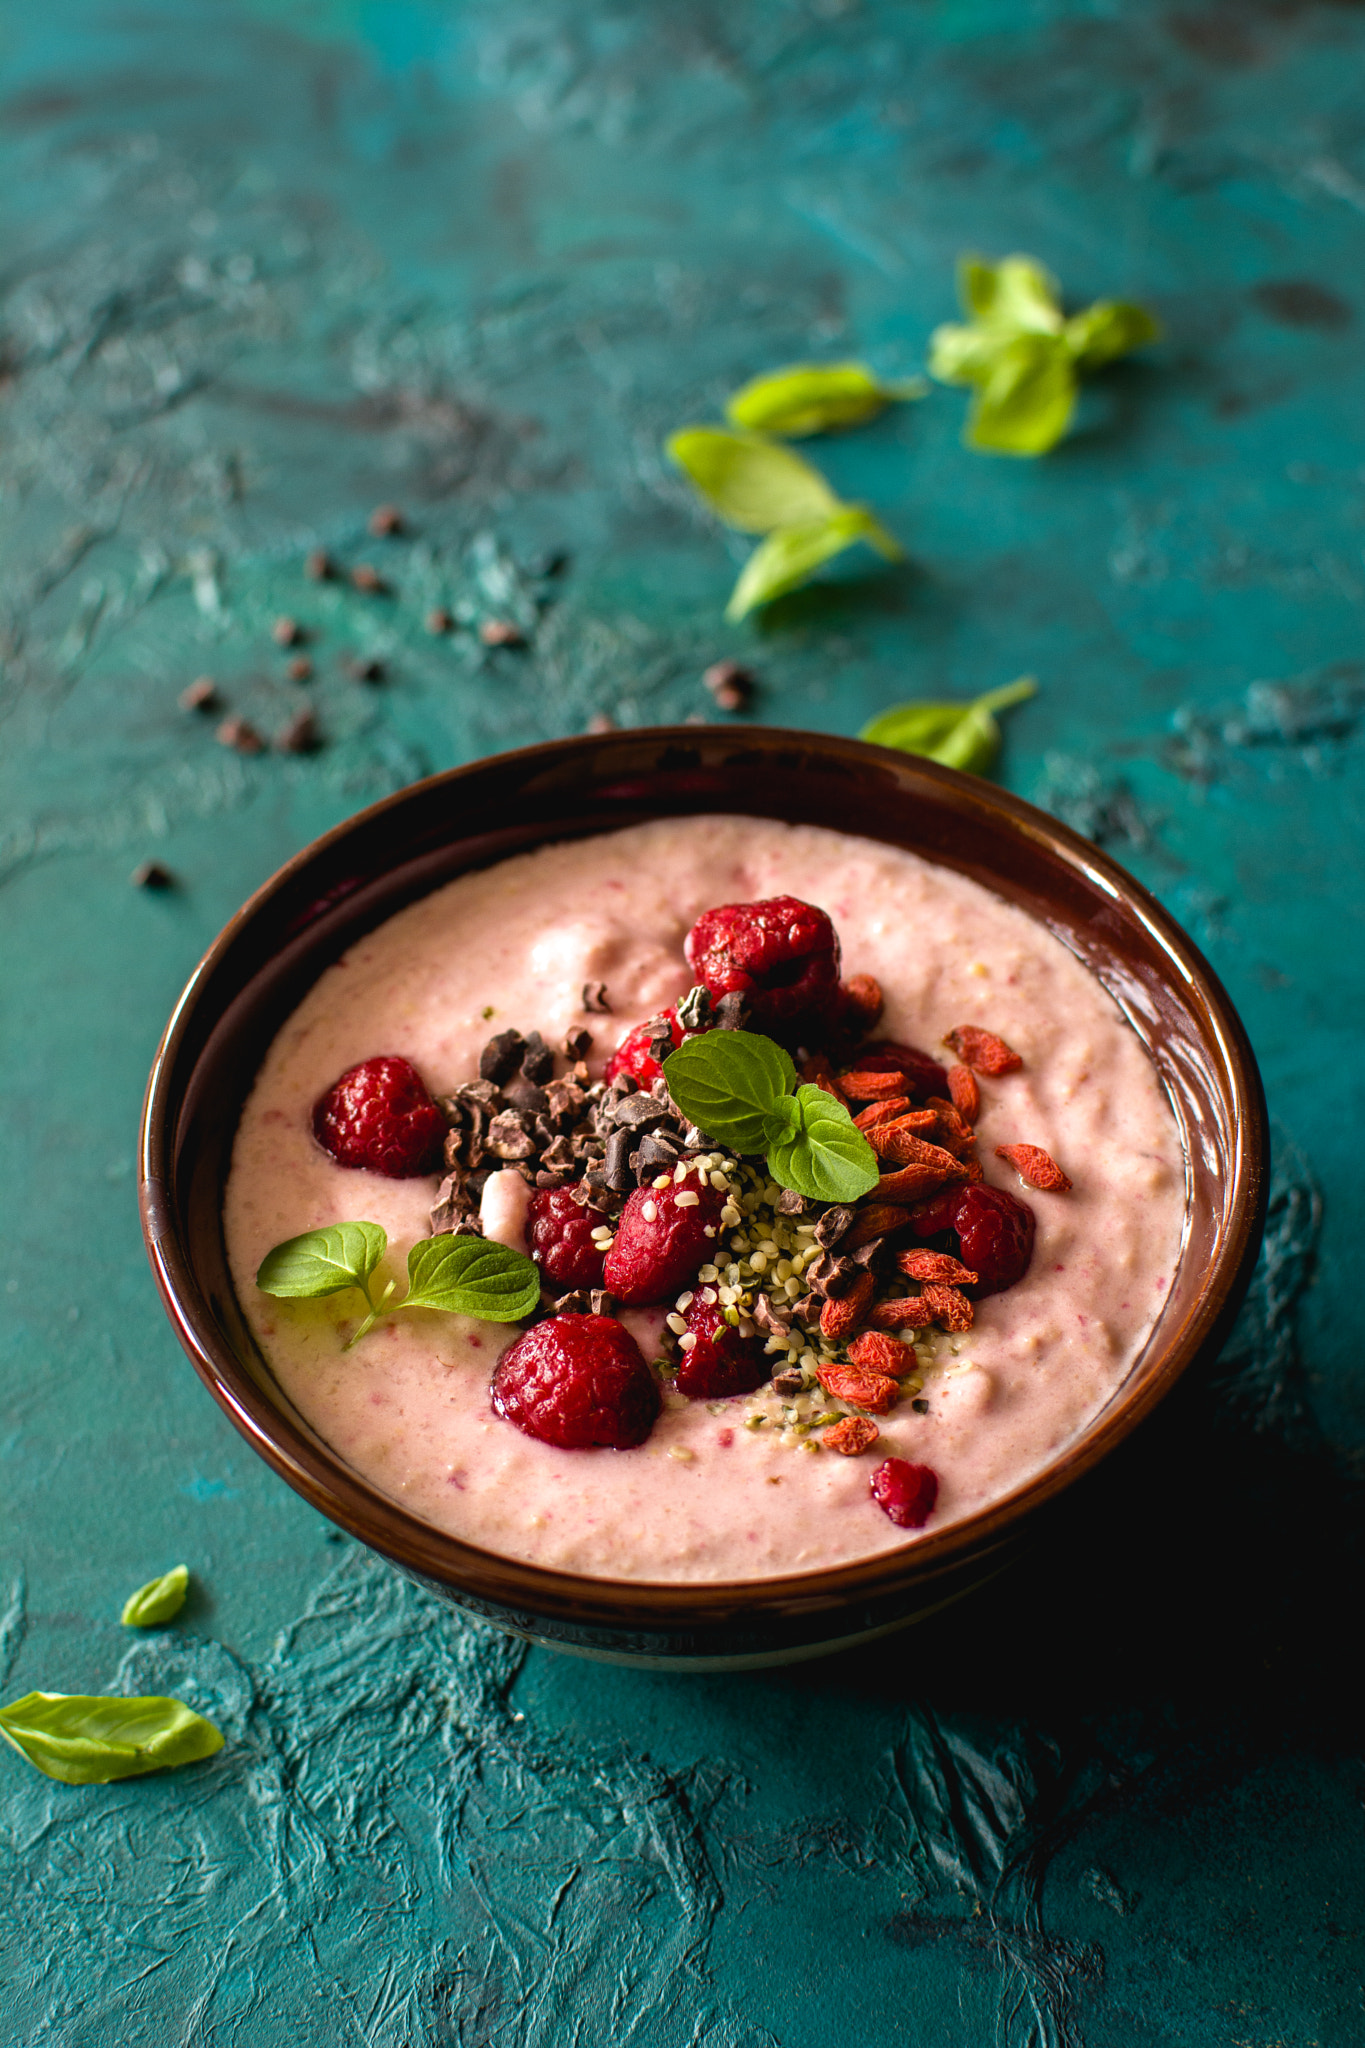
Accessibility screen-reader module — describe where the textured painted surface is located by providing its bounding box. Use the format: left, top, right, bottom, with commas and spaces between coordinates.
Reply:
1, 3, 1363, 2042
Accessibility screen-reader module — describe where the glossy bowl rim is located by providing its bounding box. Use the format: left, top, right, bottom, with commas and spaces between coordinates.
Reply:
139, 725, 1267, 1634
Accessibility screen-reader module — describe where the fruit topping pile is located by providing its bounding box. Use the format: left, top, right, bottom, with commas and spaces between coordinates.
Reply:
299, 894, 1076, 1536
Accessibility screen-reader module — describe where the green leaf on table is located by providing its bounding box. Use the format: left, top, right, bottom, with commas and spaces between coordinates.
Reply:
1063, 299, 1161, 372
662, 1030, 796, 1153
929, 252, 1158, 456
121, 1565, 189, 1628
0, 1691, 224, 1785
959, 253, 1064, 334
256, 1222, 387, 1299
964, 335, 1078, 456
862, 677, 1037, 776
725, 506, 903, 621
725, 361, 927, 438
666, 427, 840, 532
766, 1086, 880, 1204
403, 1234, 540, 1321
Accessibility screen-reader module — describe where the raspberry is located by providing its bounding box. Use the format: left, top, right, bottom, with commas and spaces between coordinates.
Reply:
949, 1184, 1035, 1295
602, 1174, 727, 1306
684, 895, 842, 1044
675, 1299, 767, 1399
870, 1458, 939, 1529
491, 1314, 660, 1449
603, 1009, 682, 1087
311, 1055, 444, 1177
526, 1186, 606, 1290
853, 1039, 950, 1104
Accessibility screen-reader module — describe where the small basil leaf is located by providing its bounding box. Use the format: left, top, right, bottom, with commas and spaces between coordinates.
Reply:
662, 1030, 796, 1153
256, 1222, 387, 1299
725, 507, 903, 622
766, 1086, 879, 1204
964, 334, 1075, 455
121, 1565, 189, 1628
667, 427, 840, 533
403, 1234, 540, 1321
959, 253, 1063, 334
725, 361, 927, 438
932, 254, 1157, 458
0, 1691, 224, 1785
861, 676, 1036, 776
1063, 299, 1161, 372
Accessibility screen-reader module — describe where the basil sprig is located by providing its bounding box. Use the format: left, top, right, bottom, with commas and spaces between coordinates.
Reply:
929, 254, 1159, 456
725, 361, 927, 438
862, 676, 1037, 776
666, 427, 903, 621
257, 1224, 539, 1345
121, 1565, 189, 1628
663, 1030, 878, 1204
0, 1691, 224, 1785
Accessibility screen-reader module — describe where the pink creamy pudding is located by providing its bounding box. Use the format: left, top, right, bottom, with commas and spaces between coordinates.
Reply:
224, 816, 1186, 1583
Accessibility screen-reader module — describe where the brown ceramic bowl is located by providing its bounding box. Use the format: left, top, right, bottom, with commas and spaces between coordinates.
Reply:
139, 727, 1266, 1669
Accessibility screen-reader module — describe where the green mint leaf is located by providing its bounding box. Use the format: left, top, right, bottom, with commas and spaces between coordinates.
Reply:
0, 1691, 224, 1785
1063, 299, 1161, 372
861, 676, 1036, 776
725, 361, 926, 438
766, 1086, 880, 1204
256, 1222, 387, 1300
966, 334, 1077, 455
662, 1031, 796, 1153
402, 1234, 540, 1321
121, 1565, 189, 1628
725, 507, 903, 621
666, 428, 840, 533
761, 1096, 803, 1150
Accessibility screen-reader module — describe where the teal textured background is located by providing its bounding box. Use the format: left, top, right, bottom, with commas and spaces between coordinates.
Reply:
2, 2, 1362, 2041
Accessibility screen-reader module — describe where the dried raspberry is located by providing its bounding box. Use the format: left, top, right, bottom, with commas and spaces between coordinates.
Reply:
951, 1184, 1035, 1295
947, 1064, 980, 1122
491, 1314, 660, 1449
815, 1362, 900, 1414
870, 1458, 939, 1529
311, 1055, 445, 1177
921, 1283, 974, 1332
846, 1331, 917, 1377
824, 1415, 879, 1456
604, 1009, 683, 1087
944, 1026, 1021, 1076
819, 1269, 875, 1342
897, 1250, 979, 1286
602, 1173, 727, 1306
526, 1186, 607, 1290
852, 1039, 950, 1104
684, 895, 842, 1044
995, 1143, 1072, 1193
676, 1298, 767, 1399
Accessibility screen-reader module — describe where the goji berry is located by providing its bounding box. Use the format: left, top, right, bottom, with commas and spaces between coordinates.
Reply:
995, 1143, 1072, 1192
944, 1026, 1021, 1076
